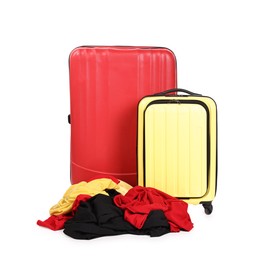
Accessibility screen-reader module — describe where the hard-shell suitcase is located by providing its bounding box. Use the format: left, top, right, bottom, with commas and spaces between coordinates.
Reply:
137, 88, 217, 214
69, 46, 177, 186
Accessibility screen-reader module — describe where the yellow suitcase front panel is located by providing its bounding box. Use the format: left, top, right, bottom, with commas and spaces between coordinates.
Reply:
144, 103, 208, 198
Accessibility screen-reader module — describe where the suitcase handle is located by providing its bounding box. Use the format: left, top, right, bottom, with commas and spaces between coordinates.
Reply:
154, 88, 202, 96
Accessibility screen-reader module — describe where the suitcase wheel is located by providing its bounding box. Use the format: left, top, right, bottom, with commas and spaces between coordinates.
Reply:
202, 202, 213, 215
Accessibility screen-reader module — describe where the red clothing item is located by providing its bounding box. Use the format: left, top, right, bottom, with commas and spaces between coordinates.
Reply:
37, 194, 91, 231
113, 186, 193, 232
37, 215, 71, 231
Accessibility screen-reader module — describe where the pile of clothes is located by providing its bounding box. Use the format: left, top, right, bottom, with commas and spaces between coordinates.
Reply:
37, 176, 193, 239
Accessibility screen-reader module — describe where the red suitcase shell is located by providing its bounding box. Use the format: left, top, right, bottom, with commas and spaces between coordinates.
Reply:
69, 46, 177, 186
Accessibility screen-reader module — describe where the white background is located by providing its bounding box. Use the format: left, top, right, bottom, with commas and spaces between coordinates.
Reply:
1, 0, 259, 259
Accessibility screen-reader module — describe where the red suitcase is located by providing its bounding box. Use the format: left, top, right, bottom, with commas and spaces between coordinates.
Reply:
69, 46, 177, 186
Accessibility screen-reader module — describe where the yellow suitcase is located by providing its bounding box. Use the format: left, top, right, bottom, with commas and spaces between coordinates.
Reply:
137, 88, 217, 214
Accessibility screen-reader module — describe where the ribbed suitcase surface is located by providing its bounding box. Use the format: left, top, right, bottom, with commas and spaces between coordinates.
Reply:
69, 46, 177, 186
137, 89, 217, 214
144, 103, 207, 198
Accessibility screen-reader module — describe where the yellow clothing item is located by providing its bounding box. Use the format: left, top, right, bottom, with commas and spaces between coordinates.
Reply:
117, 180, 133, 196
49, 178, 132, 216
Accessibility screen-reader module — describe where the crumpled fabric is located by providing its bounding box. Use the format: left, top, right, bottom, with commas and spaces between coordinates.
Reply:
113, 186, 193, 232
50, 177, 131, 216
37, 194, 91, 230
63, 194, 170, 239
37, 176, 133, 230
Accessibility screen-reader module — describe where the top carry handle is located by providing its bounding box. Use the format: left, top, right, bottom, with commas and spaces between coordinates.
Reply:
154, 88, 202, 96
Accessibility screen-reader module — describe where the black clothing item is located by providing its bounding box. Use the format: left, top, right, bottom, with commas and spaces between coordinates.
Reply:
104, 188, 120, 198
63, 194, 170, 239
